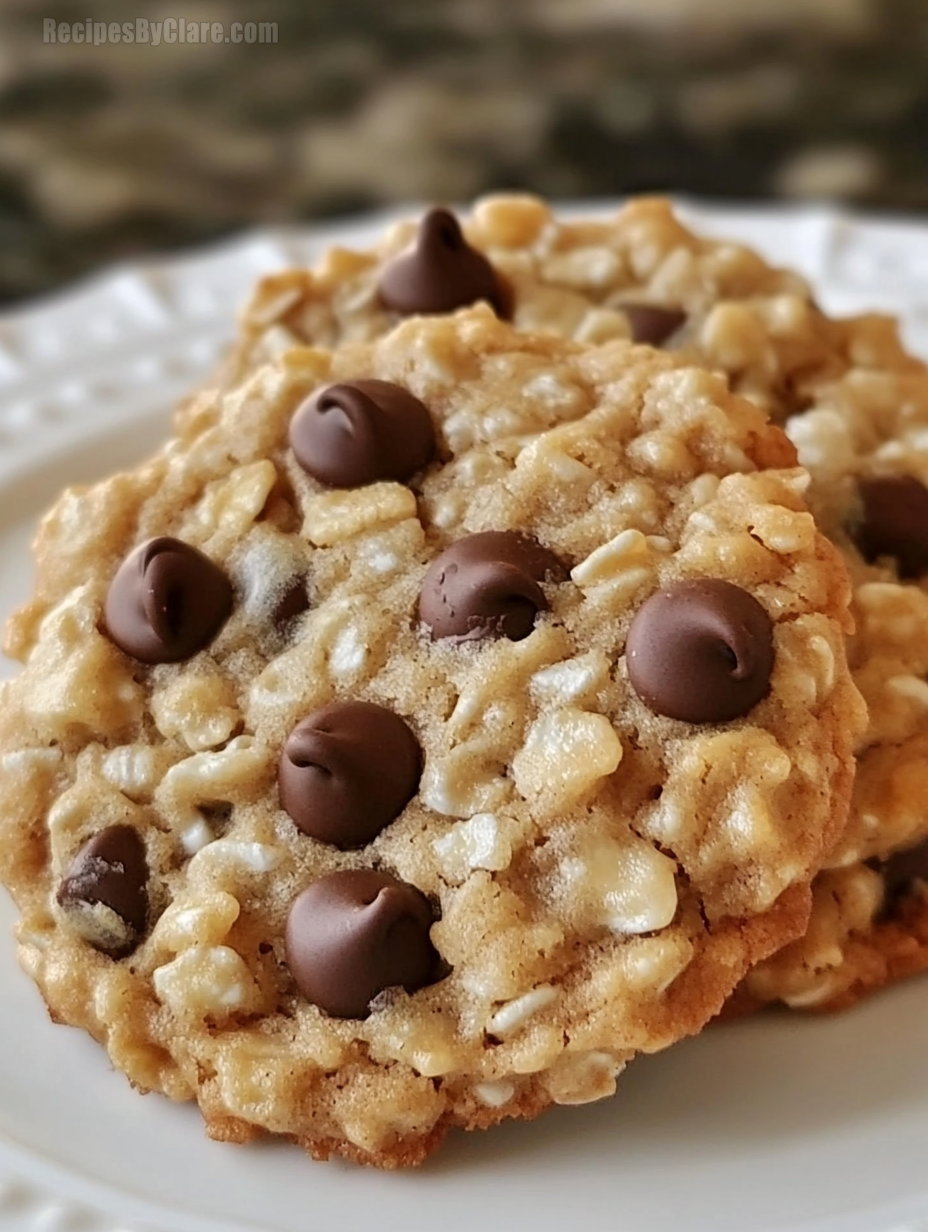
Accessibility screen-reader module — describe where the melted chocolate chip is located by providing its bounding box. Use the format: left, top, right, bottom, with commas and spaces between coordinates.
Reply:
852, 476, 928, 578
56, 825, 149, 957
379, 207, 510, 318
289, 379, 436, 489
879, 837, 928, 903
419, 531, 566, 642
278, 701, 422, 848
104, 537, 233, 664
285, 869, 437, 1018
626, 578, 774, 723
623, 304, 686, 346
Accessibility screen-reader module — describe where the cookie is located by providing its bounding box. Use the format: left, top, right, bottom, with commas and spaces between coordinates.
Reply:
0, 307, 862, 1165
724, 852, 928, 1017
226, 197, 917, 425
734, 368, 928, 1010
225, 195, 928, 1011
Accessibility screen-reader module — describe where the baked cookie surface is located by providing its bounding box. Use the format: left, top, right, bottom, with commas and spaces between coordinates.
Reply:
737, 378, 928, 1010
228, 195, 928, 1012
0, 308, 861, 1165
229, 196, 918, 424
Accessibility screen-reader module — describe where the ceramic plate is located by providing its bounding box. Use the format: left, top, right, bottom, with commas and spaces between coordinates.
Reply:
1, 203, 927, 1232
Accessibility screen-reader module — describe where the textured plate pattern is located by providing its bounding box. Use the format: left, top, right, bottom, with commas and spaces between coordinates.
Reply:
1, 203, 928, 1232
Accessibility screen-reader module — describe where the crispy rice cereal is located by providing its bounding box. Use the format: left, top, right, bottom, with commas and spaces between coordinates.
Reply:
0, 309, 862, 1164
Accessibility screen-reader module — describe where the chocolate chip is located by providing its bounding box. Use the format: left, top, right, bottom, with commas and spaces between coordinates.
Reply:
273, 578, 310, 625
852, 476, 928, 578
289, 379, 435, 488
419, 531, 566, 642
879, 837, 928, 903
622, 304, 686, 346
285, 869, 437, 1018
626, 578, 774, 723
278, 701, 422, 848
379, 207, 510, 318
104, 537, 233, 664
56, 825, 149, 957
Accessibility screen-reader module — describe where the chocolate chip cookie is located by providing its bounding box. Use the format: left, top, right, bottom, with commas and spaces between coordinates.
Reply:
227, 195, 928, 1012
733, 364, 928, 1011
0, 308, 863, 1165
228, 196, 919, 422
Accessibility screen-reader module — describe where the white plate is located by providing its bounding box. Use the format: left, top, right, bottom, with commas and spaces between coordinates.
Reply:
1, 203, 928, 1232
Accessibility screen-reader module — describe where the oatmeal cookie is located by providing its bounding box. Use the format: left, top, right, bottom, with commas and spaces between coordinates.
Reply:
724, 850, 928, 1016
226, 195, 928, 1011
733, 371, 928, 1011
226, 196, 920, 425
0, 308, 862, 1165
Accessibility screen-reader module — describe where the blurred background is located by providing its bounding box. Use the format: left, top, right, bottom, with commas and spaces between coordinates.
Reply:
0, 0, 926, 305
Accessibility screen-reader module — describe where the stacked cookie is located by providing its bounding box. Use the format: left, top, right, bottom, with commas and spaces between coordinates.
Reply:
0, 194, 922, 1168
234, 197, 928, 1014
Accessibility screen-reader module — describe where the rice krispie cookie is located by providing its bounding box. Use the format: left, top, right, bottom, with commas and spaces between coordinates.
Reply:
0, 307, 863, 1166
226, 196, 928, 1012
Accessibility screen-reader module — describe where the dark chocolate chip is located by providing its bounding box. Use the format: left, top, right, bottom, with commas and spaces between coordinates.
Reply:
419, 531, 566, 642
273, 578, 310, 625
622, 304, 687, 346
626, 578, 774, 723
278, 701, 422, 848
289, 379, 435, 488
852, 476, 928, 578
379, 207, 510, 318
104, 537, 233, 664
285, 869, 437, 1018
56, 825, 149, 957
879, 837, 928, 903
